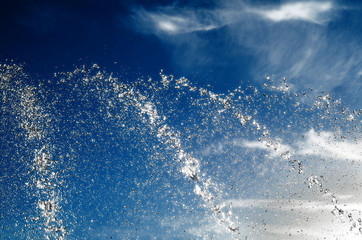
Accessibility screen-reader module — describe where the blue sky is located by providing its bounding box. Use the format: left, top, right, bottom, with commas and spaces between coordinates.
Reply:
128, 0, 362, 108
1, 0, 361, 108
0, 0, 361, 240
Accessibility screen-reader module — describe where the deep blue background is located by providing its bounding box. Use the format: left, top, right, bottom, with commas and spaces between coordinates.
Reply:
0, 1, 173, 79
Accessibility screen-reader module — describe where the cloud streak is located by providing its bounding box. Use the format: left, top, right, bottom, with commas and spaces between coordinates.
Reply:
131, 1, 335, 35
129, 1, 362, 108
163, 196, 362, 240
130, 6, 222, 35
225, 197, 362, 239
298, 129, 362, 161
249, 1, 333, 24
242, 129, 362, 162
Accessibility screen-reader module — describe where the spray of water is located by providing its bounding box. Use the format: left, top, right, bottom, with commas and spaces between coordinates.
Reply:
0, 63, 361, 239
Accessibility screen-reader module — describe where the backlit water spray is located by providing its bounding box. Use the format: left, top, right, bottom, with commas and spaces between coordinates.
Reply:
0, 63, 361, 239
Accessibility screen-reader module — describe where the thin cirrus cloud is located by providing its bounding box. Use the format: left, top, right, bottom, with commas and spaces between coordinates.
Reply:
206, 128, 362, 199
130, 7, 222, 35
298, 129, 362, 162
131, 1, 335, 35
248, 1, 333, 24
240, 128, 362, 228
242, 128, 362, 162
201, 128, 362, 163
223, 197, 362, 239
166, 196, 362, 239
130, 1, 362, 108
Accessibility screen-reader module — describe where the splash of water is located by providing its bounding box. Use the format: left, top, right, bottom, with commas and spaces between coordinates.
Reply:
0, 63, 361, 239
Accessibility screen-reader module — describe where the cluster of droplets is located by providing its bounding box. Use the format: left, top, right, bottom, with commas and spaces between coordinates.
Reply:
306, 174, 362, 236
1, 63, 361, 239
28, 146, 67, 240
111, 75, 244, 238
0, 64, 67, 239
162, 71, 362, 237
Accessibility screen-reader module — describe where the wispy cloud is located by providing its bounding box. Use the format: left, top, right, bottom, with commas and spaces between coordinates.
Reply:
238, 128, 362, 205
298, 129, 362, 161
130, 6, 223, 35
227, 197, 362, 212
241, 139, 293, 159
200, 127, 362, 197
169, 196, 362, 239
129, 1, 362, 108
242, 129, 362, 162
147, 127, 362, 239
131, 1, 335, 35
249, 1, 333, 24
227, 197, 362, 239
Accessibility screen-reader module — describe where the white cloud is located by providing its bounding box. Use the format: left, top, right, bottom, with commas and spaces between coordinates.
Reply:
236, 128, 362, 205
129, 1, 362, 109
267, 223, 362, 240
228, 197, 362, 212
205, 123, 362, 168
130, 1, 335, 35
153, 14, 219, 34
298, 129, 362, 161
241, 139, 293, 159
225, 197, 362, 239
148, 126, 362, 240
240, 129, 362, 162
249, 1, 333, 24
131, 7, 222, 35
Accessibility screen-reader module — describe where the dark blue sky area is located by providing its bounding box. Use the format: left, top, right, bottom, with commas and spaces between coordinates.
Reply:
1, 0, 361, 104
0, 0, 281, 93
0, 1, 174, 79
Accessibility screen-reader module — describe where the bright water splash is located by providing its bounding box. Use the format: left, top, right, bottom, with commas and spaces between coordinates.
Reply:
0, 63, 361, 239
125, 81, 242, 237
0, 64, 67, 239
